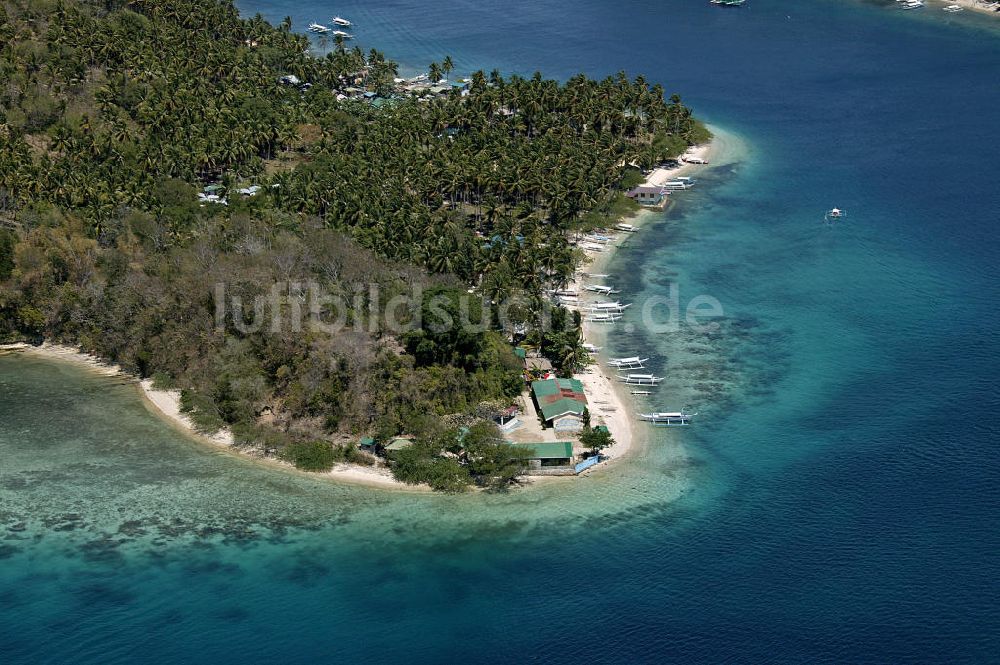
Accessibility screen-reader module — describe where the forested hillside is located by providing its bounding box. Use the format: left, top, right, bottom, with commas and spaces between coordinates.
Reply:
0, 0, 707, 468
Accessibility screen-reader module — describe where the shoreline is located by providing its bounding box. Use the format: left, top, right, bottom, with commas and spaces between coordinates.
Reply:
935, 0, 1000, 16
0, 136, 726, 492
1, 342, 426, 492
567, 137, 721, 469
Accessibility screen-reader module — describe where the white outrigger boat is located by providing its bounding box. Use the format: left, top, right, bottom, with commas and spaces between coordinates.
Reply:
582, 343, 602, 353
331, 30, 353, 38
824, 207, 847, 223
308, 23, 331, 33
638, 409, 697, 426
332, 16, 352, 26
943, 4, 963, 11
618, 373, 664, 385
615, 223, 638, 233
586, 313, 622, 324
584, 284, 620, 295
587, 301, 632, 312
606, 356, 649, 369
630, 390, 652, 395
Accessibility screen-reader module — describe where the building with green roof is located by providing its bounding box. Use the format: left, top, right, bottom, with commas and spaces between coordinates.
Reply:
530, 378, 588, 432
511, 441, 575, 468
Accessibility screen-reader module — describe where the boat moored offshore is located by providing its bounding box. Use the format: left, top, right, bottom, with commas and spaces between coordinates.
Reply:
619, 373, 664, 385
606, 356, 649, 369
637, 409, 697, 426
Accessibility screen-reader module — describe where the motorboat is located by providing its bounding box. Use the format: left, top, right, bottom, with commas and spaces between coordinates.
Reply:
332, 16, 352, 26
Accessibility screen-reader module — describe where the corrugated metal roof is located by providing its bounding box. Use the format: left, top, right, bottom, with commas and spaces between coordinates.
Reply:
512, 442, 574, 460
531, 378, 587, 422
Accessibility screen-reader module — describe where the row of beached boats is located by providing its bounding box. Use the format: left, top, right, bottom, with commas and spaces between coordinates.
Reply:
557, 218, 698, 427
308, 16, 354, 37
574, 277, 696, 425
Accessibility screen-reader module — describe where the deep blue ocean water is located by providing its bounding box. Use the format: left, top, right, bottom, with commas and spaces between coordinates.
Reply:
2, 1, 999, 662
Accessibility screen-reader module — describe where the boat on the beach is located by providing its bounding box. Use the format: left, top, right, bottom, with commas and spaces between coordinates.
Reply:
683, 156, 709, 164
332, 16, 352, 26
943, 4, 963, 11
607, 356, 649, 369
586, 313, 623, 323
615, 223, 638, 232
619, 373, 664, 385
584, 284, 620, 295
901, 0, 924, 9
582, 343, 602, 353
308, 23, 331, 33
638, 409, 696, 426
587, 302, 632, 313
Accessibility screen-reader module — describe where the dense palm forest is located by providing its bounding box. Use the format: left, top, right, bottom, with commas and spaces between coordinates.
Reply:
0, 0, 708, 485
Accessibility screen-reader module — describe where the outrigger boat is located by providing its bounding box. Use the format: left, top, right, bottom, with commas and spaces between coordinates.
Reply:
586, 313, 622, 324
606, 356, 649, 369
618, 373, 664, 385
332, 16, 352, 26
615, 223, 638, 233
308, 23, 331, 33
711, 0, 745, 6
582, 343, 602, 353
331, 30, 353, 38
630, 390, 652, 395
587, 301, 632, 312
584, 284, 620, 295
637, 409, 697, 426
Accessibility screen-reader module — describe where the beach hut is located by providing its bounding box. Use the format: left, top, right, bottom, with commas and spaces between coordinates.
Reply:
358, 436, 376, 451
625, 185, 669, 206
531, 378, 589, 432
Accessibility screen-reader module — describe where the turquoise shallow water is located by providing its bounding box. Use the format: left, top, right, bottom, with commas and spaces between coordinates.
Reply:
2, 0, 1000, 662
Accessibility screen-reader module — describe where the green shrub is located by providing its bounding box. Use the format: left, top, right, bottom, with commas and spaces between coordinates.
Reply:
178, 389, 226, 434
283, 440, 336, 472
